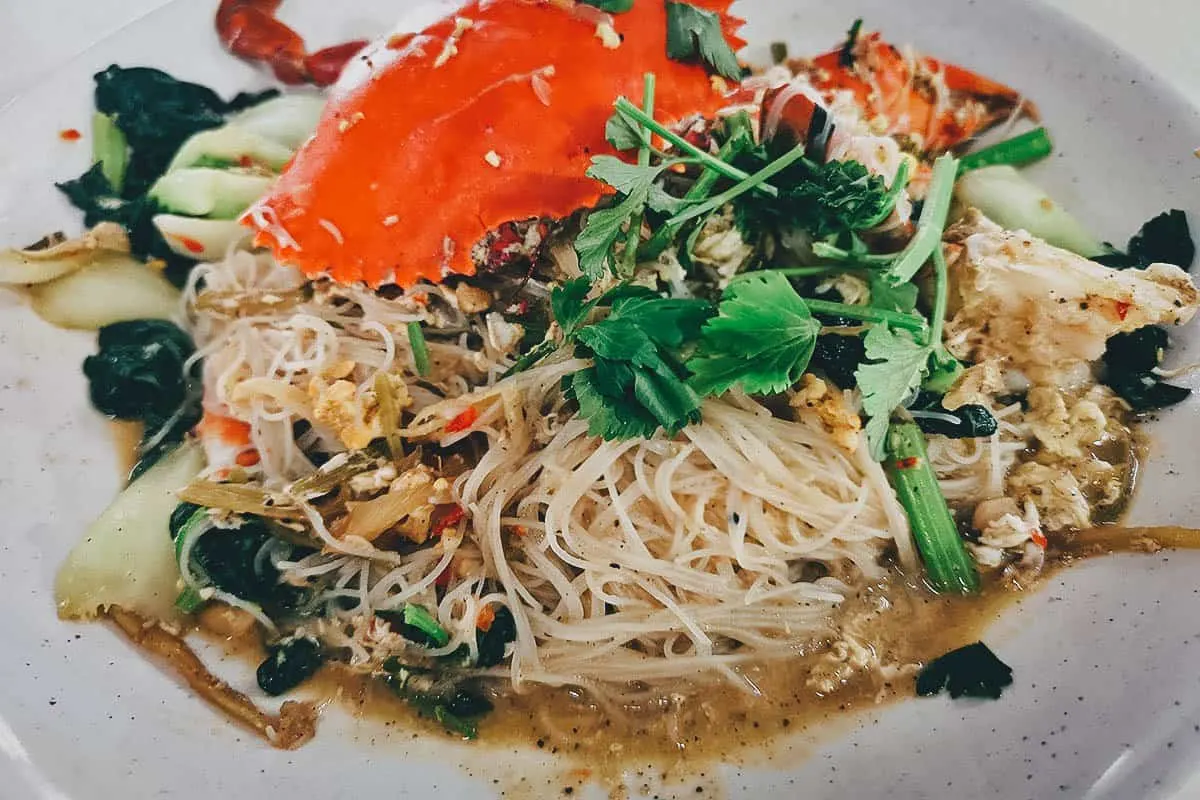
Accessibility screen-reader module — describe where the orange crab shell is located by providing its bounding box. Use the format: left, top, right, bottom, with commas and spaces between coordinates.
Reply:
806, 31, 1034, 155
248, 0, 745, 288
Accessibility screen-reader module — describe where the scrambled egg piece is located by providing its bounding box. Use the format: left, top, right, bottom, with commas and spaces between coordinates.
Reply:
944, 211, 1198, 381
308, 373, 412, 451
790, 374, 862, 453
1024, 386, 1108, 460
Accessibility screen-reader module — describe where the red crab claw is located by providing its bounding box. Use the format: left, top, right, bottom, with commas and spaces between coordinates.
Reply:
806, 30, 1037, 156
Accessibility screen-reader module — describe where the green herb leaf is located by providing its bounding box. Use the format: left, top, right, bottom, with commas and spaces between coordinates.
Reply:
869, 274, 919, 313
664, 1, 743, 81
687, 272, 820, 396
734, 157, 896, 243
551, 277, 597, 337
916, 642, 1012, 699
605, 109, 645, 151
403, 603, 451, 647
575, 158, 684, 280
567, 293, 712, 439
856, 325, 932, 459
580, 0, 635, 11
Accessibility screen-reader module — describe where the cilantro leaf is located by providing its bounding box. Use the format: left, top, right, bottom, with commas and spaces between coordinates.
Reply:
687, 272, 821, 396
567, 293, 712, 440
605, 109, 644, 152
575, 158, 686, 280
856, 325, 932, 459
551, 277, 597, 337
869, 274, 919, 313
570, 367, 659, 440
664, 1, 743, 82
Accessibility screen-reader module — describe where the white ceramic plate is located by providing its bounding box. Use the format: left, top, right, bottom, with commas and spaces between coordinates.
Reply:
3, 1, 1200, 798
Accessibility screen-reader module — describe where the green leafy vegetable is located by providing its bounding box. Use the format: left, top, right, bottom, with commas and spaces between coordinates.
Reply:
885, 422, 980, 594
58, 66, 278, 284
734, 155, 899, 243
83, 320, 203, 478
811, 331, 866, 389
623, 73, 658, 275
1107, 372, 1190, 412
1101, 326, 1190, 410
686, 272, 820, 396
476, 606, 517, 668
93, 65, 276, 195
186, 515, 301, 606
839, 18, 863, 68
881, 154, 957, 286
916, 642, 1013, 699
568, 293, 712, 439
91, 112, 129, 192
575, 158, 686, 279
1104, 326, 1168, 374
856, 326, 932, 459
580, 0, 635, 11
1094, 209, 1194, 270
382, 667, 492, 739
257, 634, 324, 696
84, 320, 194, 420
958, 127, 1053, 173
664, 1, 743, 81
911, 396, 999, 439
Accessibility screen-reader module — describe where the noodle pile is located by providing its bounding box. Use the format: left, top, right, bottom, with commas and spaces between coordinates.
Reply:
187, 252, 935, 695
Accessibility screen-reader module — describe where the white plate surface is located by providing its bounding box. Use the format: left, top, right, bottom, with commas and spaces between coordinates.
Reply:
2, 1, 1200, 798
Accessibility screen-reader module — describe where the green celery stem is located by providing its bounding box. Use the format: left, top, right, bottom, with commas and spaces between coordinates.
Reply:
959, 127, 1053, 173
885, 422, 980, 594
803, 298, 927, 333
622, 73, 656, 275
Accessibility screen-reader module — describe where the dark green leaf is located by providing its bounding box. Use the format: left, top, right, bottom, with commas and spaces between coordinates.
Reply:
734, 157, 893, 242
1129, 209, 1194, 269
1103, 327, 1169, 375
93, 65, 276, 195
1106, 372, 1191, 412
476, 606, 517, 668
569, 367, 659, 440
916, 642, 1013, 700
1094, 209, 1194, 271
839, 19, 863, 68
811, 332, 865, 389
911, 394, 999, 439
856, 325, 932, 459
551, 277, 596, 337
580, 0, 635, 11
664, 1, 743, 81
257, 635, 323, 696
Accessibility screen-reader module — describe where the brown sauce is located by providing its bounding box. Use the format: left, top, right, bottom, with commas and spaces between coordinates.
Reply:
185, 525, 1200, 798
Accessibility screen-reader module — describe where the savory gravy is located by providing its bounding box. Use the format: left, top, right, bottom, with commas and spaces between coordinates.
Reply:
181, 526, 1200, 797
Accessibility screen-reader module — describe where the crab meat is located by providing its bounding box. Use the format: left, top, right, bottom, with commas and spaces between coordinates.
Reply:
943, 210, 1198, 380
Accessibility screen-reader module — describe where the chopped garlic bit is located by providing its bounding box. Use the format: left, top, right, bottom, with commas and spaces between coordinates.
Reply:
434, 16, 474, 68
337, 111, 366, 133
382, 215, 400, 227
484, 150, 502, 168
595, 21, 621, 49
